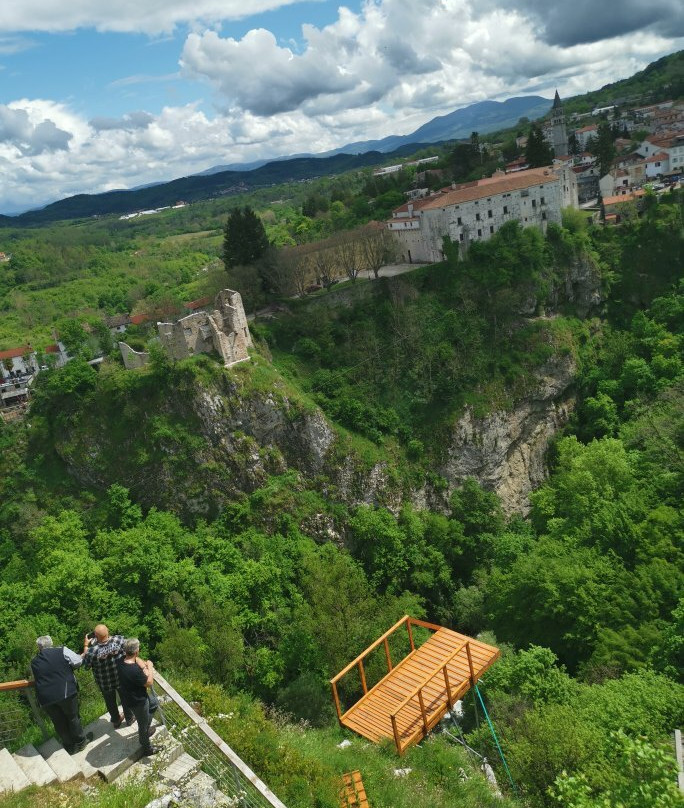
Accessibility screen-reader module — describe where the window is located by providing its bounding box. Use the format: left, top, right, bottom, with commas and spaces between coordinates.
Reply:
542, 211, 547, 220
521, 189, 529, 197
459, 233, 464, 242
531, 199, 536, 208
457, 216, 462, 225
540, 196, 546, 204
503, 205, 509, 214
488, 209, 493, 218
476, 213, 481, 221
490, 225, 494, 234
477, 228, 482, 237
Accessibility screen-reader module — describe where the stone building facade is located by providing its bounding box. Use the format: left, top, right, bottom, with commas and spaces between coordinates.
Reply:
388, 166, 578, 264
119, 289, 252, 369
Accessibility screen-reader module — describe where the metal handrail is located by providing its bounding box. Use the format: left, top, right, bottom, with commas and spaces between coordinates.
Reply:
153, 671, 288, 808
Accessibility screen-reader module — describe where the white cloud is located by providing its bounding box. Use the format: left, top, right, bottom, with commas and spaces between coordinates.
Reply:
0, 0, 306, 35
0, 102, 72, 156
180, 0, 683, 120
1, 0, 682, 213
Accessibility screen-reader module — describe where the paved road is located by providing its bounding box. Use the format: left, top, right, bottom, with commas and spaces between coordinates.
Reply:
249, 262, 432, 320
354, 261, 430, 280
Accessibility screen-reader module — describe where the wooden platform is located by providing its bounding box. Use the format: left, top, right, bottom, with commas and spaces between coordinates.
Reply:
331, 617, 499, 755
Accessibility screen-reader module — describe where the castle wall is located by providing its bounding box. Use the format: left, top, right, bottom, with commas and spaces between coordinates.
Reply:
119, 342, 150, 369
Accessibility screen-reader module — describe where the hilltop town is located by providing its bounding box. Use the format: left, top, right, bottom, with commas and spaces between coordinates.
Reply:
2, 82, 682, 418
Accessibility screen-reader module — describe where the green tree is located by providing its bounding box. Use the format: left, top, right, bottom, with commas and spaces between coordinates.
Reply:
553, 731, 683, 808
222, 206, 269, 269
525, 124, 553, 167
591, 121, 617, 177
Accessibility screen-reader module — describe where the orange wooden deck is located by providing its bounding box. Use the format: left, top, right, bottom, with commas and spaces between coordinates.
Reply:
331, 617, 499, 755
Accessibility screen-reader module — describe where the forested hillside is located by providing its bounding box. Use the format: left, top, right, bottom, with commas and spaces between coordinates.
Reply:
0, 187, 682, 807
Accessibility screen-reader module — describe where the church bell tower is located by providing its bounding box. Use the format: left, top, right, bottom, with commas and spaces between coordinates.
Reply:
551, 90, 568, 157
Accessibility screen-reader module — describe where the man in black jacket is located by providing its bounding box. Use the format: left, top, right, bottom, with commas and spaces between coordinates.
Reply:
30, 635, 92, 754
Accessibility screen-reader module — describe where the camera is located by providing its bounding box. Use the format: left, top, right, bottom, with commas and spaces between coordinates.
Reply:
86, 632, 95, 641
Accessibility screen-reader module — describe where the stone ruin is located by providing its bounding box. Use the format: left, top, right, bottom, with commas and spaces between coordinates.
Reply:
119, 289, 252, 370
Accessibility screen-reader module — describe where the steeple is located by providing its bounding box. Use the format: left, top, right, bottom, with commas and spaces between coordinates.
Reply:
550, 90, 568, 157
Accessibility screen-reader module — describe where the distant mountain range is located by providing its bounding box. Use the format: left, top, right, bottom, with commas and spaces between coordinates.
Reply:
0, 94, 554, 226
196, 95, 552, 176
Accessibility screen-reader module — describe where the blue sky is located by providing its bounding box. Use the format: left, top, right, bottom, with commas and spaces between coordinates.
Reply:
0, 0, 682, 213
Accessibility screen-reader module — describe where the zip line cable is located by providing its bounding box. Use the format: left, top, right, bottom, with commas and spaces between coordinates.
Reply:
474, 683, 518, 795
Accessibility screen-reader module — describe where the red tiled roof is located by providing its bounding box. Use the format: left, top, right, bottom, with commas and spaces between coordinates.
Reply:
645, 152, 669, 162
576, 125, 598, 134
129, 313, 151, 325
44, 344, 60, 354
185, 296, 211, 311
392, 194, 442, 216
418, 167, 558, 213
603, 189, 646, 206
0, 345, 31, 361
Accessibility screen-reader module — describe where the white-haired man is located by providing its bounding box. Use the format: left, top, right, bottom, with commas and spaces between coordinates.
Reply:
31, 635, 93, 753
117, 638, 158, 757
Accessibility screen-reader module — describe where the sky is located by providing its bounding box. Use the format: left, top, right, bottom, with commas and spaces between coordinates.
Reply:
0, 1, 682, 214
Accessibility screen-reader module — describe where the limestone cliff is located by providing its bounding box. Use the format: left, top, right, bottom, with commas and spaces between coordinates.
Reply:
53, 347, 576, 520
439, 354, 576, 515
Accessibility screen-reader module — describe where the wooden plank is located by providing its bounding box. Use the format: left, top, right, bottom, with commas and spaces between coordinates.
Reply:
0, 680, 32, 692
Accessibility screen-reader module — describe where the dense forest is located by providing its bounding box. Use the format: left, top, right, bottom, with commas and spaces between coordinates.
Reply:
0, 174, 682, 808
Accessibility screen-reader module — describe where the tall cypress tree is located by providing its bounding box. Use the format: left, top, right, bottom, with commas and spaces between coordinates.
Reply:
222, 206, 269, 269
525, 124, 553, 168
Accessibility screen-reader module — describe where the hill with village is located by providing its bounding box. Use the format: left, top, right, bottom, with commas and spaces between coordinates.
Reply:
0, 50, 682, 808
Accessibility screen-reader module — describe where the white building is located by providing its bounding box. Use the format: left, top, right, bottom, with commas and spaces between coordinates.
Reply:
387, 166, 578, 264
0, 342, 69, 408
637, 132, 684, 175
574, 124, 598, 150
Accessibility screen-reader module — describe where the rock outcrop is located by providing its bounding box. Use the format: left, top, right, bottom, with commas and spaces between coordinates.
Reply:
54, 347, 577, 519
441, 354, 576, 514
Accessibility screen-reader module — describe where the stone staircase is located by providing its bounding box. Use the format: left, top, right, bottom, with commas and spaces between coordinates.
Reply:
0, 713, 233, 806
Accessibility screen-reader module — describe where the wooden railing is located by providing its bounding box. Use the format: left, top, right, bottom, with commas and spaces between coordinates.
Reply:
0, 679, 33, 692
389, 639, 475, 754
330, 616, 444, 723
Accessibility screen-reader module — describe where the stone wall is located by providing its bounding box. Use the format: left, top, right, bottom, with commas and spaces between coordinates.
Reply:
122, 288, 253, 368
119, 342, 150, 369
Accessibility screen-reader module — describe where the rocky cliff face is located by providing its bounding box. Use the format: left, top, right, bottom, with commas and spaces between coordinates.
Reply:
55, 346, 576, 519
554, 253, 603, 318
440, 354, 576, 515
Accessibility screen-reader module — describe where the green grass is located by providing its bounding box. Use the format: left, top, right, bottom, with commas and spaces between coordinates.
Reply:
0, 780, 156, 808
279, 722, 519, 808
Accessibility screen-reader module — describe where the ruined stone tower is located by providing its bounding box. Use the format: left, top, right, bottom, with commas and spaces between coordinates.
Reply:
156, 289, 252, 366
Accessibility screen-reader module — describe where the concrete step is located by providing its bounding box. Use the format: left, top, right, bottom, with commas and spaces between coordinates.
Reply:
71, 714, 168, 783
0, 747, 32, 794
160, 751, 201, 785
114, 729, 184, 786
38, 737, 82, 782
184, 771, 220, 808
12, 744, 57, 787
